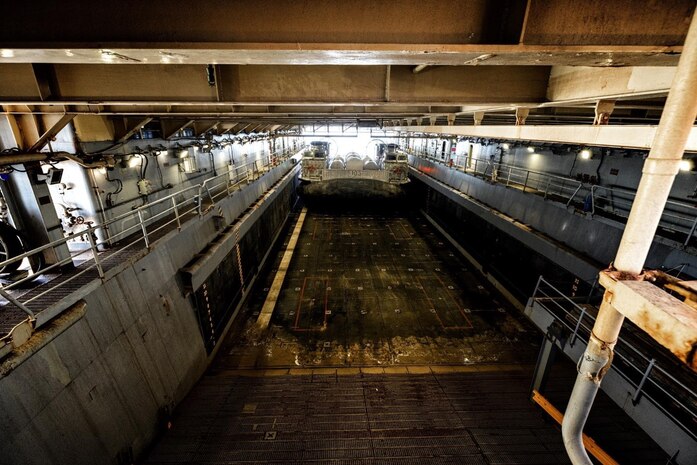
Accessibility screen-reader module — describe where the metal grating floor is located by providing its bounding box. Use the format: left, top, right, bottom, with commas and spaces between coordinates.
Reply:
145, 371, 572, 465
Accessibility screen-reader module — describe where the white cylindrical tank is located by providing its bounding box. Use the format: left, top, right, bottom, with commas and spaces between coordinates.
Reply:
363, 157, 379, 170
345, 152, 363, 170
328, 156, 345, 169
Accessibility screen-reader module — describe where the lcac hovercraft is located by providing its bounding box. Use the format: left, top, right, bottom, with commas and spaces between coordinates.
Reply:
299, 140, 409, 199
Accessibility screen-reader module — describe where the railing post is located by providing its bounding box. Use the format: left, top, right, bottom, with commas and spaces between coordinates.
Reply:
591, 186, 597, 215
532, 275, 544, 298
632, 358, 656, 405
544, 177, 551, 199
137, 210, 150, 248
566, 183, 583, 207
506, 167, 512, 186
0, 287, 35, 317
523, 171, 530, 191
570, 307, 586, 347
86, 230, 104, 279
171, 197, 181, 230
684, 215, 697, 246
197, 185, 204, 215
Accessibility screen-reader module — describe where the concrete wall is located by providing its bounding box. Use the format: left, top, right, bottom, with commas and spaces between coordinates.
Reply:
0, 160, 299, 465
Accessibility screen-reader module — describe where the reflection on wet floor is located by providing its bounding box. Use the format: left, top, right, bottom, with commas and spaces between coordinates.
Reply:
217, 209, 540, 371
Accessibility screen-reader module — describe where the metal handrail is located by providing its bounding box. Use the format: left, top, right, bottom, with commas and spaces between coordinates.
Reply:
532, 276, 697, 440
0, 147, 302, 308
412, 153, 697, 245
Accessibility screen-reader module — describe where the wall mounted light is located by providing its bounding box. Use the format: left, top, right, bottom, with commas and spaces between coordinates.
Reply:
502, 143, 510, 150
180, 156, 198, 174
527, 146, 535, 153
580, 149, 592, 160
679, 160, 693, 171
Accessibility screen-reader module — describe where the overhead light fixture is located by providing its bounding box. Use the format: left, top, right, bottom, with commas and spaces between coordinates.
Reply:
580, 149, 592, 160
527, 146, 535, 153
679, 160, 693, 171
180, 156, 198, 174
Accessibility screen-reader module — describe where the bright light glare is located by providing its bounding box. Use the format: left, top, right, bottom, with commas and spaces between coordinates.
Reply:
502, 143, 510, 150
100, 49, 115, 62
679, 160, 692, 171
1, 49, 14, 58
580, 149, 592, 159
527, 146, 535, 153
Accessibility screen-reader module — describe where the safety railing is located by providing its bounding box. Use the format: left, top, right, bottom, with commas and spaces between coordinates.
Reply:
197, 153, 281, 214
0, 147, 302, 314
531, 276, 697, 440
410, 151, 697, 246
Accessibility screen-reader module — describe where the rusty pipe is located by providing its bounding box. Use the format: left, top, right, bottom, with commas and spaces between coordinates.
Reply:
562, 8, 697, 465
0, 153, 48, 165
58, 153, 110, 169
0, 152, 110, 169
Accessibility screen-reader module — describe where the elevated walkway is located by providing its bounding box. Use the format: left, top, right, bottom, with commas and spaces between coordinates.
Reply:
0, 150, 300, 360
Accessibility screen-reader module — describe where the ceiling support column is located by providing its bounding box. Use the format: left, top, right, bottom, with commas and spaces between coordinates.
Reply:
593, 100, 616, 125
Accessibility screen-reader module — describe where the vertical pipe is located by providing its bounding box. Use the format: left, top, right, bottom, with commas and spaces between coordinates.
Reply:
562, 10, 697, 465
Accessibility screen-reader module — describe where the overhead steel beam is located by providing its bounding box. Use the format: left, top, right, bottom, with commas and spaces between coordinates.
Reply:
31, 64, 59, 101
0, 64, 551, 106
0, 1, 691, 66
28, 113, 75, 151
193, 120, 220, 137
113, 116, 153, 143
161, 119, 193, 139
0, 46, 684, 67
395, 124, 697, 152
546, 66, 675, 102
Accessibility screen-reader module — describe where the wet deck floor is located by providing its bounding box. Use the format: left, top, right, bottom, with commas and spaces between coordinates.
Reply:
144, 207, 667, 464
224, 209, 540, 370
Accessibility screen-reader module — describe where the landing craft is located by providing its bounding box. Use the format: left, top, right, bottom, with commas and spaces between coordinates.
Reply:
299, 141, 409, 199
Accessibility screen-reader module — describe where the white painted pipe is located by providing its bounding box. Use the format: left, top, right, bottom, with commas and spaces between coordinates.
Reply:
562, 8, 697, 465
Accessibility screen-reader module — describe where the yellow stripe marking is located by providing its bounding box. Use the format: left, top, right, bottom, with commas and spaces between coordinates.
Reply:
255, 207, 307, 331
